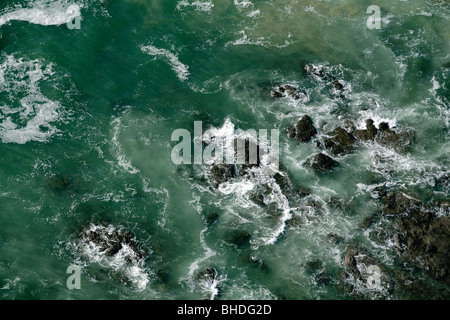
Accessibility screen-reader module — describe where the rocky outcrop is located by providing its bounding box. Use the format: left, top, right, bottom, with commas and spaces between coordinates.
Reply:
288, 115, 317, 142
81, 224, 146, 262
396, 210, 450, 285
324, 127, 356, 155
308, 153, 338, 171
341, 243, 391, 295
354, 119, 378, 141
271, 84, 305, 100
210, 164, 235, 188
196, 268, 218, 285
372, 189, 450, 285
353, 119, 414, 151
375, 122, 414, 151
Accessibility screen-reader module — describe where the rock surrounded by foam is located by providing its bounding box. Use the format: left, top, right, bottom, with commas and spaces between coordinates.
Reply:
289, 115, 317, 142
308, 153, 338, 171
270, 84, 306, 100
81, 224, 146, 262
324, 127, 356, 155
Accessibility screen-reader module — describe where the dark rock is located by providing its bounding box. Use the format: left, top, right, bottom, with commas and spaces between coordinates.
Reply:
378, 122, 390, 131
210, 164, 235, 188
196, 268, 218, 283
270, 84, 305, 100
396, 211, 450, 285
382, 191, 420, 215
303, 64, 325, 78
81, 224, 145, 262
270, 90, 283, 98
309, 153, 338, 171
444, 62, 450, 69
287, 127, 296, 138
354, 119, 378, 141
375, 126, 414, 151
332, 80, 344, 91
325, 127, 356, 155
292, 115, 317, 142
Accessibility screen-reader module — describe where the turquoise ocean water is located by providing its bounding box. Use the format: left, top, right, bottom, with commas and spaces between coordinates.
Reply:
0, 0, 449, 299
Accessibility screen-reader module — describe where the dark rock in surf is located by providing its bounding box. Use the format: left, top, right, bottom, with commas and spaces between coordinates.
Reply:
270, 84, 305, 100
298, 187, 311, 197
303, 64, 325, 78
375, 123, 414, 151
396, 211, 450, 285
332, 80, 344, 91
81, 224, 146, 262
354, 119, 378, 141
381, 191, 420, 215
210, 164, 235, 188
196, 268, 218, 284
324, 127, 356, 155
290, 115, 317, 142
309, 153, 338, 171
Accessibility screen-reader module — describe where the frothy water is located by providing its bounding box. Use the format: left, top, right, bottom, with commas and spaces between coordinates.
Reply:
0, 54, 64, 144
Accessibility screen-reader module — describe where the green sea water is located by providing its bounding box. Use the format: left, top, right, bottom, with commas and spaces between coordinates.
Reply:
0, 0, 449, 300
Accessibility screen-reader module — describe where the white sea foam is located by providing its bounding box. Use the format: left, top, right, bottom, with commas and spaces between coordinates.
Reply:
141, 45, 190, 81
0, 54, 63, 144
202, 118, 291, 247
111, 116, 140, 174
77, 224, 150, 291
0, 1, 81, 28
176, 1, 214, 12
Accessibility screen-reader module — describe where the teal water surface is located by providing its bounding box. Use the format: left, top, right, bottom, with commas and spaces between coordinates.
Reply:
0, 0, 449, 299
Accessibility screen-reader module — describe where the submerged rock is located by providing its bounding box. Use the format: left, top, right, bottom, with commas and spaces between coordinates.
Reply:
309, 153, 338, 171
205, 212, 219, 225
228, 230, 251, 247
45, 174, 79, 194
290, 115, 317, 142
